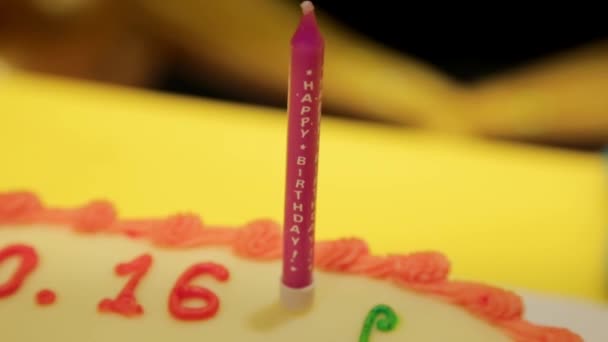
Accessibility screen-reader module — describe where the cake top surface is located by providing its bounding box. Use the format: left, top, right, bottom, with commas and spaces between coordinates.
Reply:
0, 191, 583, 341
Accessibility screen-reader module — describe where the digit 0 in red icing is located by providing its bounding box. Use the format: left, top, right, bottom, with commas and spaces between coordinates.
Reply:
168, 262, 229, 321
98, 254, 153, 317
0, 244, 39, 298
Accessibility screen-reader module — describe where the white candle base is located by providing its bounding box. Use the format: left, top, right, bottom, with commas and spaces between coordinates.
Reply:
280, 282, 314, 311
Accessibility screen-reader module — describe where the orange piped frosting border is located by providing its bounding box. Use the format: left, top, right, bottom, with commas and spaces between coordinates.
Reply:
0, 191, 582, 341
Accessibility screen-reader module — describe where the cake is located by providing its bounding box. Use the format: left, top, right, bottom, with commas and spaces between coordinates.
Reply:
0, 191, 582, 341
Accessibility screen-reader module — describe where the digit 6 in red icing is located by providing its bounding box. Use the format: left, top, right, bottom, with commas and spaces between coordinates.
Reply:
0, 244, 39, 298
168, 262, 229, 321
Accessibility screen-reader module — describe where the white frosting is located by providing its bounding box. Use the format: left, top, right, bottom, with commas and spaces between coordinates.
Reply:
0, 226, 509, 341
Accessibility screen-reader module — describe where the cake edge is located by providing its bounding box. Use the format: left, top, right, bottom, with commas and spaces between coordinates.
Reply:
0, 191, 582, 341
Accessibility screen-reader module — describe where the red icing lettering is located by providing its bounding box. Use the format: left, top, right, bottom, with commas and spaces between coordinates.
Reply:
168, 262, 229, 321
98, 254, 152, 317
36, 289, 56, 305
0, 244, 38, 298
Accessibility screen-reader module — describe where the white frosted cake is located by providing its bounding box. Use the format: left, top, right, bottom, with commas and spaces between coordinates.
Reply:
0, 191, 582, 341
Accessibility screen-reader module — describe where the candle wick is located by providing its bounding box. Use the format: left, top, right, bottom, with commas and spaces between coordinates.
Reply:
300, 1, 314, 15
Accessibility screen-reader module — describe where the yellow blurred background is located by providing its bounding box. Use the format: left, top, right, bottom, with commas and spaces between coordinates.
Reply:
0, 0, 607, 302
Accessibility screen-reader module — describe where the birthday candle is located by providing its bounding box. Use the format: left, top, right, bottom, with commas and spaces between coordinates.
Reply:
280, 1, 324, 310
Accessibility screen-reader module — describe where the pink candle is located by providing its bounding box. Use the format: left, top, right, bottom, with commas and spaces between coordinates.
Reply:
281, 1, 324, 310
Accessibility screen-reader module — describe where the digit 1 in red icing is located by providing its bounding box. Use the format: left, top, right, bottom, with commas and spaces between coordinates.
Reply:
0, 244, 39, 298
98, 253, 152, 317
169, 262, 229, 321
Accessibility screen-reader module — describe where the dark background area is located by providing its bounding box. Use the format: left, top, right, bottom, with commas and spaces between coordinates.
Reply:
311, 1, 608, 82
159, 1, 608, 105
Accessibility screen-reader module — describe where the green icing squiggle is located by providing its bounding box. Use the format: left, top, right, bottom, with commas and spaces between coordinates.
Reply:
359, 304, 399, 342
